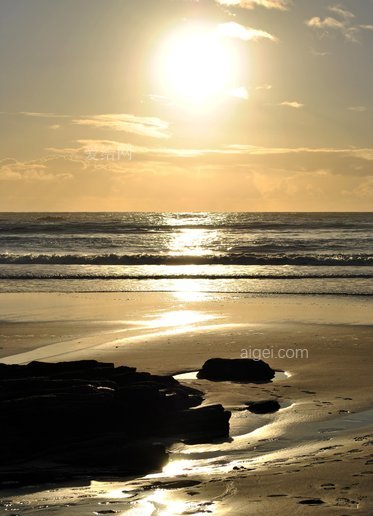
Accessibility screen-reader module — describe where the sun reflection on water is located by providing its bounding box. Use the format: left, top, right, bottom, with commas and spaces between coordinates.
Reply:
172, 288, 214, 302
168, 228, 219, 257
121, 487, 213, 516
141, 309, 219, 328
162, 459, 195, 476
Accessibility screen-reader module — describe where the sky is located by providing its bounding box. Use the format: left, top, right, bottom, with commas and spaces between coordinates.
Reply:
0, 0, 372, 211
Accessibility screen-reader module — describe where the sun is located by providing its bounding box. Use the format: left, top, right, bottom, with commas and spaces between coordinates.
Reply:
153, 24, 239, 109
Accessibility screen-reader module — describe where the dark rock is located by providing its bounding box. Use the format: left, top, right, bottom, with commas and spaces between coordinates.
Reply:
0, 470, 76, 487
60, 439, 168, 474
0, 377, 118, 401
298, 499, 325, 505
0, 360, 231, 484
0, 360, 115, 380
160, 404, 231, 442
160, 386, 203, 412
117, 384, 163, 407
197, 358, 275, 383
246, 400, 281, 414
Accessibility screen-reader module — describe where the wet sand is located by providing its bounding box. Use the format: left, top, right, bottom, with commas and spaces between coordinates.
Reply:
0, 292, 372, 514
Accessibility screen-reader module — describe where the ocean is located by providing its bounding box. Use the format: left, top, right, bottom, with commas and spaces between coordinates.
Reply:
0, 212, 372, 295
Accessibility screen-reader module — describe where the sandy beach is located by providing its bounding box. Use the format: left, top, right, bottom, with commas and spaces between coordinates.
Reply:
0, 292, 372, 514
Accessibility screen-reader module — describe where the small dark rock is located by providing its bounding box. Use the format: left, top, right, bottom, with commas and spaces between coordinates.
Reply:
197, 358, 275, 383
298, 499, 325, 505
246, 400, 281, 414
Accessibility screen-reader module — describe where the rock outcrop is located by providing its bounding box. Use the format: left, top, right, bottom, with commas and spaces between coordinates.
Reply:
0, 360, 231, 486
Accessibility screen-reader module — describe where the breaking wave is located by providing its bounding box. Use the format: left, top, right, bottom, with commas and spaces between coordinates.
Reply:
0, 253, 372, 267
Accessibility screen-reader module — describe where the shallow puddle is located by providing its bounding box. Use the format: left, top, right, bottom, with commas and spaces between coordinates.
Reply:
174, 370, 290, 382
317, 407, 373, 434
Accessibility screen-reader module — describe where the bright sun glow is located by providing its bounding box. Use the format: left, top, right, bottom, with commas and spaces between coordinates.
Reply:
154, 25, 239, 108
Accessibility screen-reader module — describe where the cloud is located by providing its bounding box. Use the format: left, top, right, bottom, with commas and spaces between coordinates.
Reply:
256, 84, 272, 90
280, 101, 304, 108
72, 114, 171, 139
224, 144, 373, 161
306, 5, 372, 42
49, 140, 373, 171
20, 112, 70, 119
145, 94, 174, 106
217, 22, 278, 42
306, 17, 345, 30
3, 144, 373, 211
306, 15, 354, 40
311, 48, 331, 56
328, 5, 355, 20
47, 140, 140, 163
228, 87, 249, 99
348, 106, 367, 112
49, 140, 223, 161
10, 111, 170, 139
0, 158, 17, 166
4, 137, 373, 211
216, 0, 291, 10
49, 138, 373, 164
0, 156, 82, 183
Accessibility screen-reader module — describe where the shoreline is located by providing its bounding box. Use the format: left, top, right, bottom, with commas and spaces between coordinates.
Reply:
0, 292, 372, 514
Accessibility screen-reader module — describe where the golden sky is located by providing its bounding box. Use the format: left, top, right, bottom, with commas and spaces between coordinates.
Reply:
0, 0, 372, 211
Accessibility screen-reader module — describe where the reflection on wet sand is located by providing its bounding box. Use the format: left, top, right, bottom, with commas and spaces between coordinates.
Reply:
121, 488, 209, 516
3, 398, 373, 515
140, 309, 219, 328
100, 309, 245, 348
1, 292, 372, 514
0, 308, 245, 364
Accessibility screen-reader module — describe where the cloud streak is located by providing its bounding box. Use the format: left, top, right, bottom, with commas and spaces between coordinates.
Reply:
328, 5, 355, 20
218, 22, 278, 42
6, 112, 171, 139
280, 101, 304, 108
20, 112, 71, 119
72, 114, 170, 139
216, 0, 290, 10
48, 140, 373, 164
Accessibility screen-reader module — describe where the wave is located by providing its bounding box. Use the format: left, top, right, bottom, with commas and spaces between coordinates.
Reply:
36, 215, 67, 222
0, 253, 372, 266
0, 212, 372, 234
1, 223, 372, 236
1, 274, 372, 280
